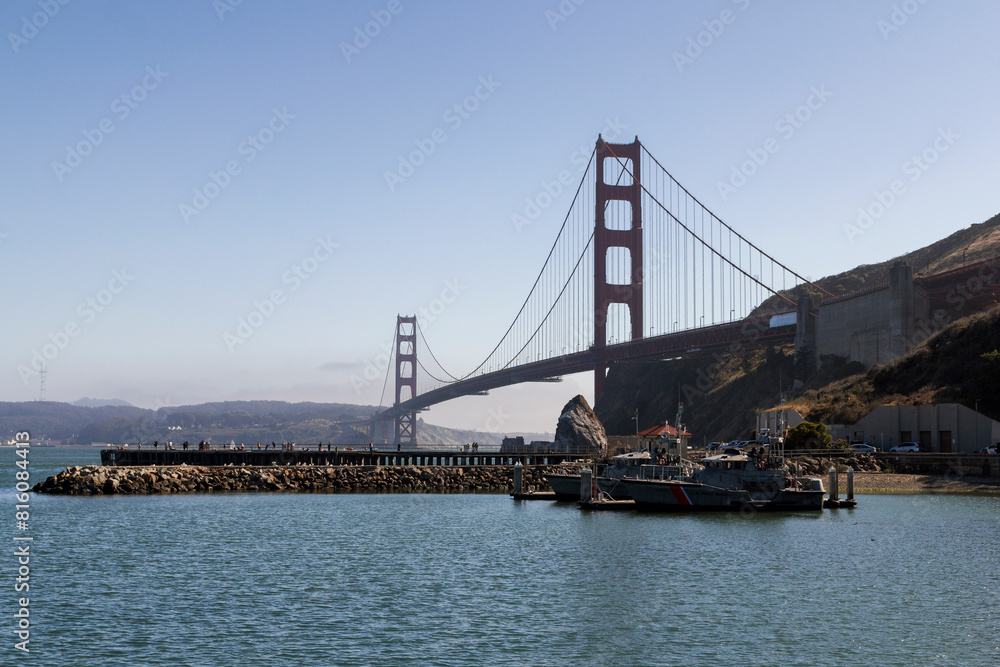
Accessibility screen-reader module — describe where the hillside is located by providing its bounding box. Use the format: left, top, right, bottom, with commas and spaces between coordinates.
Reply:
598, 213, 1000, 440
597, 305, 1000, 441
596, 347, 792, 443
785, 306, 1000, 425
72, 398, 137, 408
0, 402, 151, 442
595, 344, 861, 442
753, 212, 1000, 314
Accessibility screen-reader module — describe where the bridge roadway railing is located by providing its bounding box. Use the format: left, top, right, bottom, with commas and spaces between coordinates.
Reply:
100, 447, 592, 468
371, 350, 601, 421
375, 317, 797, 422
600, 319, 795, 363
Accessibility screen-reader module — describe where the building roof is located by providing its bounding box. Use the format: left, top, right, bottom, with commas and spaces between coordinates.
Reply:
636, 423, 692, 438
760, 407, 803, 416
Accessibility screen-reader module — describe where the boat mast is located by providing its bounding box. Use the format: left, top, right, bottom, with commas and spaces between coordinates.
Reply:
675, 402, 685, 462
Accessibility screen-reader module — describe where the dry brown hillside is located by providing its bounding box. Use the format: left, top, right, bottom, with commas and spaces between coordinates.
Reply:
597, 212, 1000, 440
784, 305, 1000, 425
752, 212, 1000, 315
596, 344, 862, 441
597, 305, 1000, 440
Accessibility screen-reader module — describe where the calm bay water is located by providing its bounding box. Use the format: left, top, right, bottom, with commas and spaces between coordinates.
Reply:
2, 447, 999, 666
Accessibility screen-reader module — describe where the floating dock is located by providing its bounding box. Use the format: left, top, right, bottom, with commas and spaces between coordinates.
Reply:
578, 498, 636, 511
510, 491, 560, 501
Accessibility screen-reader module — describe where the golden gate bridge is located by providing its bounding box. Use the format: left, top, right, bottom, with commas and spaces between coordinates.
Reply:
370, 136, 833, 444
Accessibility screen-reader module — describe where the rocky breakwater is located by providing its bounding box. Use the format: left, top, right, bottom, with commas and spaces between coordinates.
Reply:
33, 464, 561, 496
788, 453, 883, 475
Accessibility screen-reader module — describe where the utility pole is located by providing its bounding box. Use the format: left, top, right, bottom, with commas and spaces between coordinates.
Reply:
975, 398, 980, 449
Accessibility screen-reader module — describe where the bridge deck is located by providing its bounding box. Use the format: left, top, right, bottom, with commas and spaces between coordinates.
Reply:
373, 317, 796, 422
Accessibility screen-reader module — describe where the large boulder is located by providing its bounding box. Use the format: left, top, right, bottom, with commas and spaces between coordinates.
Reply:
552, 395, 607, 453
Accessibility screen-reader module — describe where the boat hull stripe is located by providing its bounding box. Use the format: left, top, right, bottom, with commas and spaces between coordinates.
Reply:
669, 484, 692, 506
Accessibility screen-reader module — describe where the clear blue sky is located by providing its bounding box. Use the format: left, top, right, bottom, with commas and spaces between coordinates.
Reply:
3, 0, 999, 434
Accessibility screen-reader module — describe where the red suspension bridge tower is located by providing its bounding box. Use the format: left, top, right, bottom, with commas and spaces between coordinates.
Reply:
593, 137, 643, 401
394, 315, 417, 445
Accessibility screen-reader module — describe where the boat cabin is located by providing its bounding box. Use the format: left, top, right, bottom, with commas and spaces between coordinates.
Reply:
702, 453, 755, 471
612, 450, 654, 464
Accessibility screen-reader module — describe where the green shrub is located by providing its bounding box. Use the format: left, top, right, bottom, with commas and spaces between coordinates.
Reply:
785, 421, 833, 450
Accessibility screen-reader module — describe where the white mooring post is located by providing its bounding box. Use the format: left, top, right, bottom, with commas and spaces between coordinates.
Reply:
828, 467, 839, 501
581, 468, 593, 502
846, 467, 854, 501
513, 463, 523, 495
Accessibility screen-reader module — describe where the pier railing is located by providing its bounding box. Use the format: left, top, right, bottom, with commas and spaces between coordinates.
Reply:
100, 447, 592, 468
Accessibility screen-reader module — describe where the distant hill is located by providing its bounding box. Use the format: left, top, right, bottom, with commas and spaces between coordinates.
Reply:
0, 399, 551, 446
0, 401, 150, 443
72, 398, 136, 408
417, 421, 551, 447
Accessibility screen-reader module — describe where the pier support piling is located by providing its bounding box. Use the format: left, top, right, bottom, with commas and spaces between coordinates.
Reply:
581, 468, 593, 502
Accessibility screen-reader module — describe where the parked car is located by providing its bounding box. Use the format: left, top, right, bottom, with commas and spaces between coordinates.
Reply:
977, 446, 997, 454
890, 442, 920, 453
851, 443, 876, 453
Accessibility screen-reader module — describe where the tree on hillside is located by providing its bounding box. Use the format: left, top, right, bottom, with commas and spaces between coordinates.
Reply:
785, 421, 832, 450
976, 350, 1000, 412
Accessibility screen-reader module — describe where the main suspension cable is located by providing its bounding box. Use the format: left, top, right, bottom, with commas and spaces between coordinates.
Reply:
640, 144, 834, 298
415, 319, 460, 382
450, 146, 596, 379
604, 139, 797, 307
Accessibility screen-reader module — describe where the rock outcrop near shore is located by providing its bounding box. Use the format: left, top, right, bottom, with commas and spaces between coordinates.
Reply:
33, 464, 566, 496
553, 395, 606, 453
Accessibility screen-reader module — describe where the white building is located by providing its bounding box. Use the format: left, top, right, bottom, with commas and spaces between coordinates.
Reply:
755, 408, 804, 437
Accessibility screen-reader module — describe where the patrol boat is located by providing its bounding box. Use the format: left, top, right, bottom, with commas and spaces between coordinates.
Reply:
622, 447, 825, 511
546, 450, 654, 500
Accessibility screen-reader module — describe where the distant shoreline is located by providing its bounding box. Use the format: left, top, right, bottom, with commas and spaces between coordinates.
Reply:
852, 472, 1000, 495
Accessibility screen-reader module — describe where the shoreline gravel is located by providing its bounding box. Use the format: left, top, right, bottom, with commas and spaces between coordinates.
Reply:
851, 472, 1000, 495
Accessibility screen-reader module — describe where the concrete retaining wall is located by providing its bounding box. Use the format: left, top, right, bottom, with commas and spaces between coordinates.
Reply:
811, 262, 930, 368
